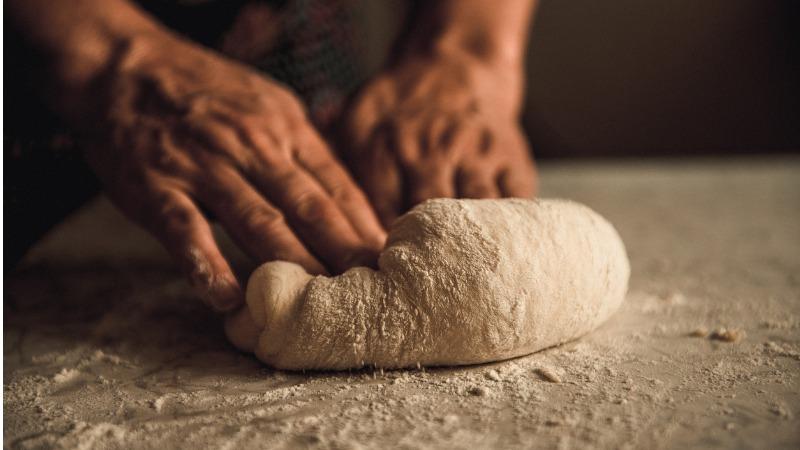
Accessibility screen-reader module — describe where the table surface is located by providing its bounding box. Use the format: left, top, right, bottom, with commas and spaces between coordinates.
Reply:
5, 157, 800, 450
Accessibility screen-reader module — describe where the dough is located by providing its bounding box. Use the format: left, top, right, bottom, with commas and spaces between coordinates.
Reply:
226, 198, 629, 370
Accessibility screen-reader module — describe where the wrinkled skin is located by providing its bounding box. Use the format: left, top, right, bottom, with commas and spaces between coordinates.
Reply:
8, 0, 538, 313
85, 35, 386, 310
341, 50, 538, 226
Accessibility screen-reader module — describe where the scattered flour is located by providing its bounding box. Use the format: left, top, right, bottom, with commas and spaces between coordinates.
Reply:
5, 159, 799, 449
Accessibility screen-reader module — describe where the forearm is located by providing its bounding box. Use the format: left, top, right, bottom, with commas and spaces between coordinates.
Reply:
400, 0, 538, 68
7, 0, 167, 123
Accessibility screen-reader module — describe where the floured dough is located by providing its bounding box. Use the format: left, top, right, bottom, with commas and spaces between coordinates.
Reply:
226, 198, 629, 370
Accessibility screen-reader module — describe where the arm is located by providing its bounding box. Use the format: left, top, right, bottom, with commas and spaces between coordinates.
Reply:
339, 0, 539, 225
7, 0, 160, 122
8, 0, 387, 310
400, 0, 536, 109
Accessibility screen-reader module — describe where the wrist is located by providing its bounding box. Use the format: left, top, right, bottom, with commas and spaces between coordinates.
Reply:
19, 0, 173, 126
53, 29, 176, 128
397, 0, 531, 71
395, 38, 526, 117
427, 26, 526, 71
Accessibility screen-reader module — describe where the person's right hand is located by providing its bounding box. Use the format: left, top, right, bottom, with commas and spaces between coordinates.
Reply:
81, 32, 386, 311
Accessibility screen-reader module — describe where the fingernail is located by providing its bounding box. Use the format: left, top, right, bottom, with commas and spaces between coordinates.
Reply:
208, 276, 243, 312
191, 270, 242, 312
371, 231, 388, 250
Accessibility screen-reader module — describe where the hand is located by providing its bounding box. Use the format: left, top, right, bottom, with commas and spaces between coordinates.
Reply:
82, 33, 386, 311
339, 50, 537, 226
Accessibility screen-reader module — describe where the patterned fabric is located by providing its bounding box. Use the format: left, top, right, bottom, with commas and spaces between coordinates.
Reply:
138, 0, 367, 128
248, 0, 364, 127
225, 0, 367, 128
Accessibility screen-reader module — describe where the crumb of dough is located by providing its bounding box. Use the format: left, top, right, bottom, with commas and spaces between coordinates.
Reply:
710, 328, 744, 342
770, 405, 790, 418
53, 368, 80, 384
485, 370, 502, 382
689, 327, 709, 338
150, 397, 165, 413
534, 367, 562, 383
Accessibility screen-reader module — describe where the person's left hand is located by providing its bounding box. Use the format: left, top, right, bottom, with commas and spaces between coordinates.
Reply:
339, 49, 537, 226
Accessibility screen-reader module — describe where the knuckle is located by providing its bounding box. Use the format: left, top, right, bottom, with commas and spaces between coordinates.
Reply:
142, 193, 194, 235
293, 190, 333, 222
155, 194, 194, 230
151, 144, 195, 177
327, 182, 354, 204
253, 133, 293, 169
203, 124, 239, 151
237, 202, 285, 232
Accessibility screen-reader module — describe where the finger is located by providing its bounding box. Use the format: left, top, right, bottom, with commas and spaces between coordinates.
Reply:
179, 116, 253, 169
404, 164, 456, 208
345, 78, 395, 146
422, 114, 450, 157
455, 127, 501, 199
389, 116, 423, 166
386, 116, 458, 210
294, 134, 387, 251
137, 187, 242, 312
498, 165, 538, 198
456, 166, 501, 199
437, 115, 481, 159
197, 164, 327, 275
250, 158, 380, 273
358, 130, 403, 228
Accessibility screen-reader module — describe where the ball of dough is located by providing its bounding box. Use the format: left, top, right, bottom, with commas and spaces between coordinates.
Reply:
226, 198, 629, 370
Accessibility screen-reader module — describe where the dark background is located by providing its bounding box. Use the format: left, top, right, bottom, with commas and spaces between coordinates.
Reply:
523, 0, 800, 157
361, 0, 800, 158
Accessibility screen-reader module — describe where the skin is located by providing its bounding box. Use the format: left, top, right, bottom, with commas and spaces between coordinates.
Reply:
7, 0, 538, 311
8, 0, 386, 311
340, 0, 539, 225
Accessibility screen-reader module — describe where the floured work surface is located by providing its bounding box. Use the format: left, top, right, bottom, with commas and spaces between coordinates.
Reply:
5, 157, 800, 449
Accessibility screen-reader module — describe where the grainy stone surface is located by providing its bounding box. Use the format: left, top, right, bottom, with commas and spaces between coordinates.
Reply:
4, 157, 799, 449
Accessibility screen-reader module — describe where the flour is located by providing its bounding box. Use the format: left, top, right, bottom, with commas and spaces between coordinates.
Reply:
6, 159, 799, 449
534, 367, 563, 383
710, 328, 744, 342
485, 369, 502, 382
227, 198, 630, 370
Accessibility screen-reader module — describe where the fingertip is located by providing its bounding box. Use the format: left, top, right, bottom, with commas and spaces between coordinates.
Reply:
208, 274, 244, 312
191, 268, 243, 312
378, 209, 398, 230
305, 258, 329, 276
183, 244, 242, 311
498, 168, 537, 199
371, 229, 388, 250
340, 246, 382, 271
361, 227, 388, 253
225, 305, 260, 352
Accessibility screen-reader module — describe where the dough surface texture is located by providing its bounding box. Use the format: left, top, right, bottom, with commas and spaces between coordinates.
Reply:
226, 198, 629, 370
